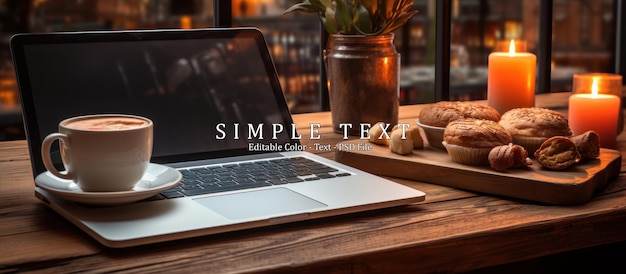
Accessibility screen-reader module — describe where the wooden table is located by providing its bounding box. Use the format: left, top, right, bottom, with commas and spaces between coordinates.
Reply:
2, 93, 626, 273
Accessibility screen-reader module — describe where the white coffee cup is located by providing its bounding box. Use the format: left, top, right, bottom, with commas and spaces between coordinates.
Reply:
41, 114, 153, 192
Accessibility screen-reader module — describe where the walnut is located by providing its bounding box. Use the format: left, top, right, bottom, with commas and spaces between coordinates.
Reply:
569, 131, 600, 160
534, 136, 581, 170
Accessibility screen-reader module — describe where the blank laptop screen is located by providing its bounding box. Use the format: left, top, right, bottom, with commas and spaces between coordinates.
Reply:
12, 29, 296, 174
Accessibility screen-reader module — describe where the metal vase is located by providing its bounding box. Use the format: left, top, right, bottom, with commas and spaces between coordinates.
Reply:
325, 34, 400, 136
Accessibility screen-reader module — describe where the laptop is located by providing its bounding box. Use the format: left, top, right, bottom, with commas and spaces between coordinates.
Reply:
10, 27, 425, 248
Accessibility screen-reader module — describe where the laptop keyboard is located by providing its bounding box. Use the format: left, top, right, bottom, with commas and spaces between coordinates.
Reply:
160, 157, 351, 199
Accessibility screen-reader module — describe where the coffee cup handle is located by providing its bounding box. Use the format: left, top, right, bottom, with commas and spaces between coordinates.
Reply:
41, 133, 74, 180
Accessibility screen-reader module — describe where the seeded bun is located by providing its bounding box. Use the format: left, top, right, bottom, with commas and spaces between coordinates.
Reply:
443, 118, 512, 166
499, 107, 572, 155
419, 101, 501, 128
499, 107, 572, 138
443, 118, 512, 148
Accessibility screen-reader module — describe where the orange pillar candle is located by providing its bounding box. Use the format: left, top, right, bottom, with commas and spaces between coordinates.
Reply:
569, 78, 620, 148
487, 40, 536, 114
572, 73, 623, 133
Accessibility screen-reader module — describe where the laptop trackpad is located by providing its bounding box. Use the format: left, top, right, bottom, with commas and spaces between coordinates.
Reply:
193, 188, 327, 220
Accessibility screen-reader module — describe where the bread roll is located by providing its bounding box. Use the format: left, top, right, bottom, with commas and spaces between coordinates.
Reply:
443, 118, 512, 166
443, 118, 512, 148
419, 101, 501, 128
499, 107, 572, 156
499, 107, 572, 138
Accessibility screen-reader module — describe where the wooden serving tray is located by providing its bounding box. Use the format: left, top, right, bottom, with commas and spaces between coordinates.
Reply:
335, 140, 622, 205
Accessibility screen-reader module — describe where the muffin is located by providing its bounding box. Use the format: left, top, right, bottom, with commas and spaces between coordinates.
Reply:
443, 118, 513, 165
499, 107, 572, 155
417, 101, 501, 149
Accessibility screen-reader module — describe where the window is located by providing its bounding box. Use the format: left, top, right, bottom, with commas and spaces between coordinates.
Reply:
0, 0, 624, 141
231, 1, 322, 113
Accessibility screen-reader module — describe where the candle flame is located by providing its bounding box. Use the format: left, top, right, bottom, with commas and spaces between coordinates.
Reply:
591, 78, 599, 95
509, 40, 516, 56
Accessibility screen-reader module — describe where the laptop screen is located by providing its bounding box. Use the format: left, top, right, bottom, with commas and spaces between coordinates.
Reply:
11, 28, 297, 175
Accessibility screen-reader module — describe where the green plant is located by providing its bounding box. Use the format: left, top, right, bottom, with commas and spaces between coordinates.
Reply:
283, 0, 417, 36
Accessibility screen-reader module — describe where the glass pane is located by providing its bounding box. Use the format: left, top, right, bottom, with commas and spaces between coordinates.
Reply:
29, 0, 214, 31
397, 0, 435, 104
232, 0, 322, 114
1, 1, 27, 141
448, 0, 537, 102
552, 0, 617, 89
400, 0, 618, 105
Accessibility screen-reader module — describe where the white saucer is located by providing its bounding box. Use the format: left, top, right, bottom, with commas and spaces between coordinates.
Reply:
35, 163, 182, 206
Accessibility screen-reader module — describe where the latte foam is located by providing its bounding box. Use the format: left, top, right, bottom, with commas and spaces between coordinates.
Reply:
66, 117, 149, 131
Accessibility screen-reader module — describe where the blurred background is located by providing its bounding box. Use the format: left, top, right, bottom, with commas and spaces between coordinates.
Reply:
0, 0, 620, 140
